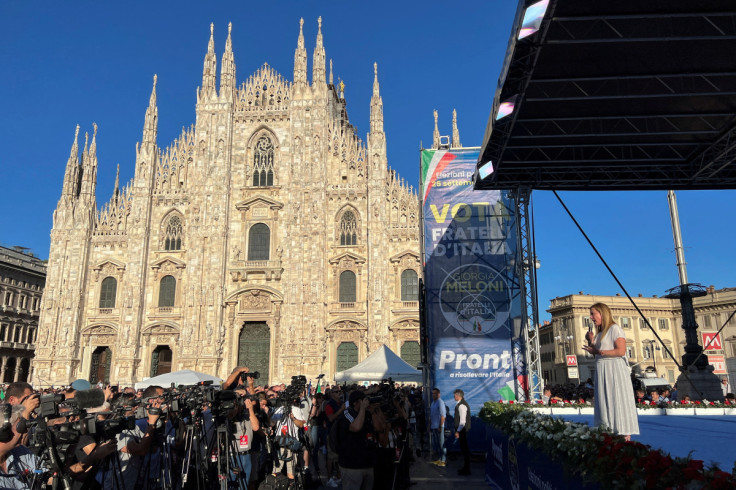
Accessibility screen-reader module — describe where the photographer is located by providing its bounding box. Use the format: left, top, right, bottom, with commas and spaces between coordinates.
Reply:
119, 386, 166, 489
0, 404, 39, 489
227, 391, 260, 488
270, 387, 307, 486
335, 390, 375, 490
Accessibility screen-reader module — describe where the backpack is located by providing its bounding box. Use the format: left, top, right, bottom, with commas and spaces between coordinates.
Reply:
258, 473, 290, 490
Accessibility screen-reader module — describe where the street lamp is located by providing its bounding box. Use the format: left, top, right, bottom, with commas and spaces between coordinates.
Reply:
642, 339, 661, 375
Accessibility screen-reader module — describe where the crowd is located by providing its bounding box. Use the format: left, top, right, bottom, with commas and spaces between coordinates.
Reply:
0, 367, 444, 490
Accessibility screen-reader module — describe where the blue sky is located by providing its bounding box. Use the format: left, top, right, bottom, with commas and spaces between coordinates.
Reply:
1, 1, 734, 320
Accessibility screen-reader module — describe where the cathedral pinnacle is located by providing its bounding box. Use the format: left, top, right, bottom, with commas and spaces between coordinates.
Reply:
294, 18, 307, 87
220, 22, 236, 100
329, 59, 333, 85
62, 125, 81, 198
69, 124, 80, 160
113, 163, 120, 202
200, 23, 218, 101
370, 62, 383, 134
143, 75, 158, 146
312, 16, 325, 87
451, 108, 461, 148
433, 110, 440, 149
80, 124, 98, 199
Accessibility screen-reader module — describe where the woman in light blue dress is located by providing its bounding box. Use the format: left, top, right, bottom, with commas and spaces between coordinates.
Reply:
583, 302, 639, 440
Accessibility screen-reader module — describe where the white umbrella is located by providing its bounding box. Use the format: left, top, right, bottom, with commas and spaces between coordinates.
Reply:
134, 369, 223, 390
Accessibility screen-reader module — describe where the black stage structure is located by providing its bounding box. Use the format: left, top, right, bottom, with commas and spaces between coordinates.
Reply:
474, 0, 736, 400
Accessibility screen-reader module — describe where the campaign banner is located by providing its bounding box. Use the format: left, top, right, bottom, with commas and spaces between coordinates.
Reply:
486, 427, 599, 490
420, 148, 523, 415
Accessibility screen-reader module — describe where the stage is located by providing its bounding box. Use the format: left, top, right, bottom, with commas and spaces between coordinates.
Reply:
561, 414, 736, 470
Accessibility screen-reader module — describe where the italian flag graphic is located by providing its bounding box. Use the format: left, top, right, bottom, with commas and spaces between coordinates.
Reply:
421, 150, 457, 203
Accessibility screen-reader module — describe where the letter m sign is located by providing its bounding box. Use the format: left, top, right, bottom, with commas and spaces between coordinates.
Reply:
566, 355, 578, 367
701, 332, 722, 351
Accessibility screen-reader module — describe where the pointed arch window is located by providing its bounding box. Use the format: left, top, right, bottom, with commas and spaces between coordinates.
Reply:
400, 269, 418, 301
339, 211, 358, 246
339, 270, 356, 303
159, 275, 176, 307
253, 136, 274, 187
163, 215, 183, 251
248, 224, 270, 261
99, 277, 118, 308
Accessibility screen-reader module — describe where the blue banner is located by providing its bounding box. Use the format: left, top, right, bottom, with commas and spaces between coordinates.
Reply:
421, 148, 523, 415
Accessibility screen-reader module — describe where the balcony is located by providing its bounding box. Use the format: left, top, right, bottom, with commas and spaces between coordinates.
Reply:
149, 306, 181, 318
230, 259, 283, 282
391, 300, 419, 314
329, 302, 364, 314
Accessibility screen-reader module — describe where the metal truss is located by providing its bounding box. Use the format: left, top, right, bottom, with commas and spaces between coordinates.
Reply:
512, 187, 543, 401
477, 1, 736, 192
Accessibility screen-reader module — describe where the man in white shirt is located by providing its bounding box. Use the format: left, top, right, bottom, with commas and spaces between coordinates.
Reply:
453, 389, 471, 476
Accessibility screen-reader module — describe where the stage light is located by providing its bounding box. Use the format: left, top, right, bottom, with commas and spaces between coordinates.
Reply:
518, 0, 549, 40
478, 161, 494, 180
496, 99, 516, 120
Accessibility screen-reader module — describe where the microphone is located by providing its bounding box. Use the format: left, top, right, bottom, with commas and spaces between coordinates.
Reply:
74, 389, 106, 410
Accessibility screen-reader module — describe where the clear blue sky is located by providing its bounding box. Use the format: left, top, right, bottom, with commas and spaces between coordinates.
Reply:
1, 1, 734, 320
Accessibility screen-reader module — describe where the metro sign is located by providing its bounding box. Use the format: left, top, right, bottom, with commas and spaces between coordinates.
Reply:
701, 332, 723, 351
566, 355, 578, 367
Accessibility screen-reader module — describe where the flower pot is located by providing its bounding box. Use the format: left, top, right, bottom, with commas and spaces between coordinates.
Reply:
724, 408, 736, 416
550, 407, 579, 415
695, 407, 724, 415
579, 407, 594, 415
530, 407, 551, 415
638, 408, 665, 415
665, 407, 695, 416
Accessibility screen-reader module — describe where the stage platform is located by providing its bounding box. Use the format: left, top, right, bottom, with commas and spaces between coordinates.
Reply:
561, 414, 736, 470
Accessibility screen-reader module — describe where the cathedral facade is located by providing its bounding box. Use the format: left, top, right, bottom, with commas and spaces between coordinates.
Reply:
34, 19, 426, 387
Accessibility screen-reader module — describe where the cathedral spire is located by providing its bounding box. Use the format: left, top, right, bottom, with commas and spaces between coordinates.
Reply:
329, 59, 333, 85
219, 22, 236, 101
62, 125, 81, 198
451, 109, 461, 148
112, 163, 120, 202
370, 62, 383, 134
312, 17, 326, 87
143, 75, 158, 146
80, 123, 98, 199
199, 23, 218, 101
293, 18, 307, 88
432, 110, 440, 149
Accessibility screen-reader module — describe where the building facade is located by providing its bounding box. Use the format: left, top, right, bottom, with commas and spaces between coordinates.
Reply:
34, 19, 428, 387
542, 288, 736, 388
0, 246, 45, 383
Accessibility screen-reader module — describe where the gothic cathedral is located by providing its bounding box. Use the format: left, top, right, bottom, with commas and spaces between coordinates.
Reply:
34, 19, 429, 386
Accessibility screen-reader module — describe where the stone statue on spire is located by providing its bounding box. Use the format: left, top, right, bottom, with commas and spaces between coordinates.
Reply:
432, 110, 440, 149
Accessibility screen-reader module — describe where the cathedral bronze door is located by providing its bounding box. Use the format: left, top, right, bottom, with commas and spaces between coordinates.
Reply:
151, 346, 173, 377
238, 322, 270, 385
89, 346, 112, 384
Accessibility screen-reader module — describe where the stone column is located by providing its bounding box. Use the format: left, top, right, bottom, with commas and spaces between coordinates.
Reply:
0, 356, 6, 383
13, 358, 21, 382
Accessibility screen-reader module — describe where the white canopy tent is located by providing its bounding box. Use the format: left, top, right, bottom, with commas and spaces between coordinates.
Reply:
334, 344, 422, 383
134, 369, 223, 390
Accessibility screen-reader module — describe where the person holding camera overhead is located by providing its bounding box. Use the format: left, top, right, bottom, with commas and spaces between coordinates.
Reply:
582, 302, 639, 441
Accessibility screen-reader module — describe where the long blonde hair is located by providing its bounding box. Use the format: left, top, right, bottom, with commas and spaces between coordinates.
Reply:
590, 302, 616, 340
